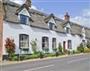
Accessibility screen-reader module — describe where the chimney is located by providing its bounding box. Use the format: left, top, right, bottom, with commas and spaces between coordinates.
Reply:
64, 12, 70, 21
0, 0, 3, 61
25, 0, 31, 8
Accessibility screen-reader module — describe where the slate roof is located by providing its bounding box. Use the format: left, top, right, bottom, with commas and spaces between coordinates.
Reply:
2, 0, 90, 39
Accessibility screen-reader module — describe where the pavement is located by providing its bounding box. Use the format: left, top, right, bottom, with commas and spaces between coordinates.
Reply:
0, 53, 90, 71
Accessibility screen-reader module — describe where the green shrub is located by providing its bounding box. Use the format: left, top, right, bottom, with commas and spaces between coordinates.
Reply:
53, 48, 57, 52
72, 50, 75, 54
44, 48, 49, 53
84, 47, 90, 53
55, 51, 59, 57
20, 55, 25, 61
72, 50, 80, 54
45, 53, 55, 57
30, 39, 37, 54
39, 51, 45, 59
58, 43, 63, 53
28, 55, 39, 59
11, 56, 18, 61
77, 43, 84, 53
64, 49, 68, 54
86, 41, 90, 49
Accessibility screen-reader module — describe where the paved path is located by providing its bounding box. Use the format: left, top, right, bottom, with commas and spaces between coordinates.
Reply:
0, 54, 90, 71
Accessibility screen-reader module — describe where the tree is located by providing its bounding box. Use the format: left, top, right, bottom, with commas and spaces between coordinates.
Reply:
86, 41, 90, 49
5, 38, 15, 60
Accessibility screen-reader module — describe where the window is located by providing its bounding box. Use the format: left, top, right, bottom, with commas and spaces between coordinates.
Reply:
49, 22, 54, 30
20, 14, 28, 24
42, 37, 49, 50
68, 40, 72, 49
82, 40, 85, 47
66, 27, 70, 33
19, 34, 29, 48
63, 41, 66, 51
52, 38, 56, 49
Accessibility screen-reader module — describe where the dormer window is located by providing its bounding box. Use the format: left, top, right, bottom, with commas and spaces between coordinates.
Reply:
20, 14, 28, 25
66, 27, 70, 33
44, 13, 56, 30
64, 22, 71, 34
49, 22, 54, 30
81, 27, 85, 37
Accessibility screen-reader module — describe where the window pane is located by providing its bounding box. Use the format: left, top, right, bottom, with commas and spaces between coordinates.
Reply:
20, 14, 27, 24
68, 40, 72, 49
66, 27, 70, 33
49, 22, 54, 30
52, 38, 56, 49
19, 34, 29, 48
42, 37, 49, 50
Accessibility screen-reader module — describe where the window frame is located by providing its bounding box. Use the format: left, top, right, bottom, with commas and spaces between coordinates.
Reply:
20, 14, 28, 25
52, 38, 56, 50
49, 22, 54, 30
19, 34, 29, 49
67, 40, 72, 49
42, 37, 49, 51
66, 27, 70, 33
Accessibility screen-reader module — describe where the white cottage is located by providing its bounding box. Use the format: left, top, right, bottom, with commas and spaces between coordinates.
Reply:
0, 0, 90, 60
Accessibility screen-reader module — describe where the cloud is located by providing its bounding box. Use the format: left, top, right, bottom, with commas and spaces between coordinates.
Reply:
10, 0, 25, 5
71, 8, 90, 28
31, 5, 38, 10
83, 9, 90, 17
71, 16, 90, 27
10, 0, 44, 11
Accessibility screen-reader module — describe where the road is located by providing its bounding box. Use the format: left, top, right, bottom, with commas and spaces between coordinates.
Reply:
0, 54, 90, 71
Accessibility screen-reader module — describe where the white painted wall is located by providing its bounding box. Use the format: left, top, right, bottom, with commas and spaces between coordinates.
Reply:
3, 21, 83, 55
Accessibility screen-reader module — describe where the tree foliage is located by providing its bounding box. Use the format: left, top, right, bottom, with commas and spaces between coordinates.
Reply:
86, 41, 90, 49
5, 38, 15, 60
77, 43, 84, 53
58, 43, 62, 53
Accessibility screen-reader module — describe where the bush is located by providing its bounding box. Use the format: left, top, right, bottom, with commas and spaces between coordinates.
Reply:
77, 43, 84, 53
58, 43, 63, 53
84, 47, 90, 53
72, 50, 80, 54
44, 48, 49, 53
39, 51, 45, 59
45, 53, 55, 57
30, 40, 37, 54
63, 49, 68, 54
17, 54, 40, 61
55, 51, 59, 57
86, 41, 90, 49
72, 50, 75, 54
5, 38, 15, 60
53, 48, 57, 52
20, 55, 25, 61
26, 54, 39, 59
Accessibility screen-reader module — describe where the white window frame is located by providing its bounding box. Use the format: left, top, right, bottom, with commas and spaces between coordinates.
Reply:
52, 38, 56, 49
42, 37, 49, 51
19, 34, 29, 49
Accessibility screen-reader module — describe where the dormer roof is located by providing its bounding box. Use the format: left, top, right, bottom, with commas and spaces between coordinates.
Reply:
44, 13, 56, 23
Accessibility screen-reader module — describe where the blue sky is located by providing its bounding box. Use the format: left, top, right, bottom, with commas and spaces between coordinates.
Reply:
32, 0, 90, 16
11, 0, 90, 27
